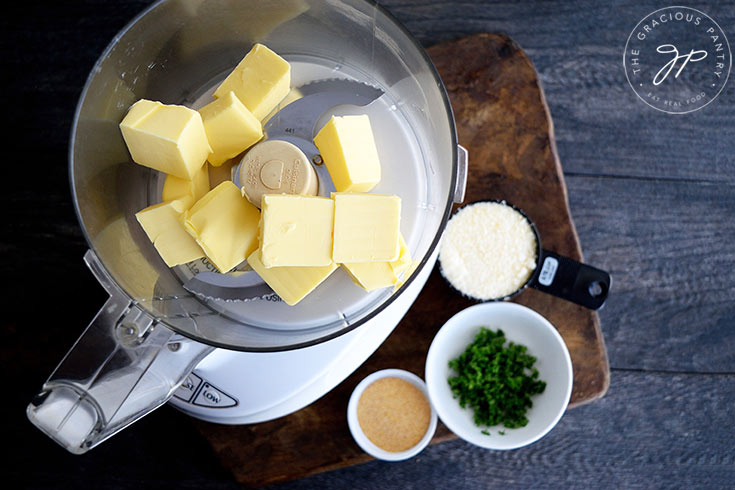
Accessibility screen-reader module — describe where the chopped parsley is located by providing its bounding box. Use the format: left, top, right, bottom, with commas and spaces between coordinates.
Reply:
448, 327, 546, 433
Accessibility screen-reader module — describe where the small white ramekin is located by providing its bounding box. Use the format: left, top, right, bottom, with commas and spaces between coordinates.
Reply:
347, 369, 438, 461
425, 302, 573, 450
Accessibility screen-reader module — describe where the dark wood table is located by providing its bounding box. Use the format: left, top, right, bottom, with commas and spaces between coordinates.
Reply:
3, 1, 734, 488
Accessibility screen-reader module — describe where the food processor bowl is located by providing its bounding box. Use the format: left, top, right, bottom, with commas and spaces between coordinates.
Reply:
28, 0, 466, 454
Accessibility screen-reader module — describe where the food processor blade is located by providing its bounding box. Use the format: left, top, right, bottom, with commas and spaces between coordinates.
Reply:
181, 78, 384, 303
183, 271, 275, 302
265, 78, 384, 141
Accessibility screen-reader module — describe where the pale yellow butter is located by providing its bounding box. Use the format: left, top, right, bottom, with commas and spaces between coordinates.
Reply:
247, 249, 338, 306
120, 99, 211, 180
213, 43, 291, 121
313, 115, 381, 192
135, 198, 205, 267
390, 234, 413, 275
162, 163, 210, 203
332, 193, 401, 263
184, 181, 261, 273
342, 262, 399, 292
260, 194, 334, 268
199, 91, 263, 166
342, 233, 412, 292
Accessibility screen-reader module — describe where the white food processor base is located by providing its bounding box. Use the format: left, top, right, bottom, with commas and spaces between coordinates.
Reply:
168, 250, 437, 424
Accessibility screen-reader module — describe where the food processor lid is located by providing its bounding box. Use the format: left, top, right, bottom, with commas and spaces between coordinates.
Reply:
69, 0, 462, 352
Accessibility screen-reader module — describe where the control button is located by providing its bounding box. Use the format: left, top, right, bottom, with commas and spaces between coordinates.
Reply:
193, 382, 238, 408
174, 372, 202, 403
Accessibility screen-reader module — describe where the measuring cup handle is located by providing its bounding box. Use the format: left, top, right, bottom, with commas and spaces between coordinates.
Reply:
529, 249, 611, 310
26, 250, 214, 454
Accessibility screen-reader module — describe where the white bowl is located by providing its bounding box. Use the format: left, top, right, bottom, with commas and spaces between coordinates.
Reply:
347, 369, 438, 461
425, 302, 572, 450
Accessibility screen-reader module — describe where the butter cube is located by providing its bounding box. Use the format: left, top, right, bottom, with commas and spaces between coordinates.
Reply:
120, 99, 212, 180
390, 234, 413, 275
342, 262, 399, 292
247, 249, 338, 306
162, 163, 210, 203
332, 193, 401, 263
213, 43, 291, 121
136, 198, 205, 267
342, 234, 412, 292
260, 194, 334, 268
199, 91, 263, 166
313, 115, 381, 192
184, 181, 260, 273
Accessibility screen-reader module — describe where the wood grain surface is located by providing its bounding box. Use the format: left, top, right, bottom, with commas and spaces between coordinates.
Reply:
192, 32, 609, 487
381, 0, 735, 184
4, 1, 734, 489
427, 33, 610, 402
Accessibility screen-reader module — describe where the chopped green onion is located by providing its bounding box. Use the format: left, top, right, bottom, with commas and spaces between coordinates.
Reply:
448, 328, 546, 432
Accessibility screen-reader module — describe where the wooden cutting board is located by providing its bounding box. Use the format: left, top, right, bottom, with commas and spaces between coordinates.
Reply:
193, 32, 610, 487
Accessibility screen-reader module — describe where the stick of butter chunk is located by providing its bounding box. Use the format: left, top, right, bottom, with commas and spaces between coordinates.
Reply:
260, 194, 334, 268
390, 234, 413, 275
198, 91, 263, 166
342, 262, 398, 292
213, 43, 290, 121
120, 99, 211, 180
162, 163, 210, 203
184, 181, 260, 273
313, 115, 381, 193
136, 198, 205, 267
341, 233, 412, 292
332, 193, 401, 263
247, 249, 338, 306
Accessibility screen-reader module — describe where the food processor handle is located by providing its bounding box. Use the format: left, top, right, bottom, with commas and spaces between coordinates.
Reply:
26, 250, 214, 454
529, 249, 611, 310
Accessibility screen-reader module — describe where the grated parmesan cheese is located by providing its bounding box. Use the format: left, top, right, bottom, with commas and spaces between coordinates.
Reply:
439, 201, 538, 300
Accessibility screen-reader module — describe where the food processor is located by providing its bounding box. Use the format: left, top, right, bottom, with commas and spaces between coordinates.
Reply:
27, 0, 467, 454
